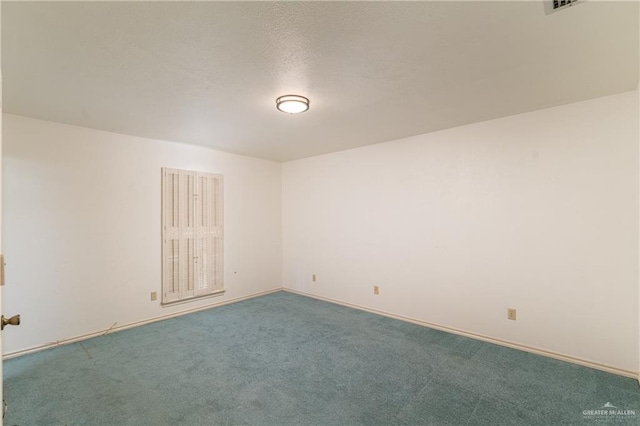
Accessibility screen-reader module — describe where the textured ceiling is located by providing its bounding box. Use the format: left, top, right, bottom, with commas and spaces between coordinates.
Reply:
2, 1, 638, 162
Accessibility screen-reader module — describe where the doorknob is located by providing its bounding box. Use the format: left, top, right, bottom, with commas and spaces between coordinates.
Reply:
1, 315, 20, 330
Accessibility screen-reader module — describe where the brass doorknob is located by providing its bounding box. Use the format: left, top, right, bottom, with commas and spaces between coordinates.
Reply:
1, 315, 20, 330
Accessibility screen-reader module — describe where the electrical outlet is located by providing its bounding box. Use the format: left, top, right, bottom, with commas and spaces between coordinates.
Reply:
312, 274, 317, 282
507, 308, 516, 321
151, 291, 157, 301
373, 285, 380, 295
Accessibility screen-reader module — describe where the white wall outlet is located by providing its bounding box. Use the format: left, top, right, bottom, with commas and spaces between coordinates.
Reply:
373, 285, 380, 295
507, 308, 516, 320
151, 291, 158, 301
312, 274, 317, 282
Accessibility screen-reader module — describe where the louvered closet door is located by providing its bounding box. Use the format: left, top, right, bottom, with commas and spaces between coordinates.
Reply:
180, 171, 196, 300
195, 173, 224, 296
162, 168, 182, 303
163, 168, 223, 303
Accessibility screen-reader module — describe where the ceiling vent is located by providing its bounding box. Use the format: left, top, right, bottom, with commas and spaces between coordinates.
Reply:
545, 0, 583, 15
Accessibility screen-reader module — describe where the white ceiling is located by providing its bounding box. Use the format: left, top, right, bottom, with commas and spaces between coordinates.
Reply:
2, 1, 638, 162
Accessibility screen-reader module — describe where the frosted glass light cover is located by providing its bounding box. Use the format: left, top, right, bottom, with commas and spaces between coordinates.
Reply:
276, 95, 309, 114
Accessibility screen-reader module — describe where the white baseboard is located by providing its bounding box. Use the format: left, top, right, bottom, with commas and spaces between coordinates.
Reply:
3, 287, 282, 360
283, 288, 638, 380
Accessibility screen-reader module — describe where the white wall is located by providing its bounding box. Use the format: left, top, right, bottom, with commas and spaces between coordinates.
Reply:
283, 90, 639, 373
2, 114, 282, 354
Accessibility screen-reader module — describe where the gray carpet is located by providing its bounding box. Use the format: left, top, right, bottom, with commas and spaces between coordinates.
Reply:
4, 291, 639, 425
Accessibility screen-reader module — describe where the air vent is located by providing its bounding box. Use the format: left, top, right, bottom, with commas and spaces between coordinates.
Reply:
545, 0, 582, 15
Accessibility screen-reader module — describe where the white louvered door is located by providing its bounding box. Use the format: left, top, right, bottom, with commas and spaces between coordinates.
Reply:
181, 171, 196, 300
162, 168, 223, 304
194, 173, 224, 297
162, 168, 182, 303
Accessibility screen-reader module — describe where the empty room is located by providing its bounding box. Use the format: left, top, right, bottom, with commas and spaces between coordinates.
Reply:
0, 1, 639, 425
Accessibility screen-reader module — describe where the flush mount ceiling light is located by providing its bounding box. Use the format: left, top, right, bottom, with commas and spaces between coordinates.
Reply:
276, 95, 309, 114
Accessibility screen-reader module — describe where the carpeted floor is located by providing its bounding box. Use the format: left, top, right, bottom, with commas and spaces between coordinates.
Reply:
3, 291, 639, 425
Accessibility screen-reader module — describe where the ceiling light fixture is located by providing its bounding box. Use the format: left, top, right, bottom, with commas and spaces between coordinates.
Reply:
276, 95, 309, 114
